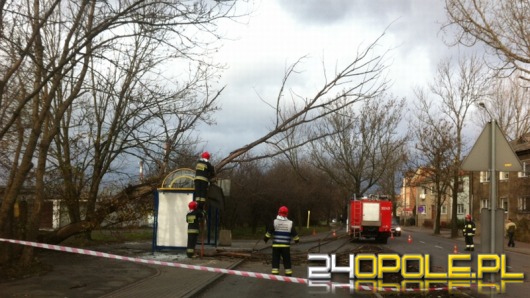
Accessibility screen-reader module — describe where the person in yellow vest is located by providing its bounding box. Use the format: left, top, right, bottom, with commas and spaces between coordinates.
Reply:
505, 218, 517, 247
463, 214, 476, 251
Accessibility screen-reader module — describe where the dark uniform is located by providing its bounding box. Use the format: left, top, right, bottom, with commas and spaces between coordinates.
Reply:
186, 202, 204, 258
194, 152, 215, 212
264, 206, 300, 276
463, 215, 476, 251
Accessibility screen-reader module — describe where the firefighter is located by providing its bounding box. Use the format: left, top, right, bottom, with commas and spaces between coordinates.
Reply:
194, 151, 215, 212
186, 201, 203, 258
463, 214, 476, 251
263, 206, 300, 276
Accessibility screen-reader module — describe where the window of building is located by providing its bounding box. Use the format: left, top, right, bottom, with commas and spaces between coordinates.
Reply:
481, 199, 489, 210
441, 205, 447, 214
457, 204, 465, 214
480, 171, 491, 183
458, 178, 464, 193
499, 172, 509, 181
501, 198, 508, 213
518, 197, 530, 212
518, 161, 530, 178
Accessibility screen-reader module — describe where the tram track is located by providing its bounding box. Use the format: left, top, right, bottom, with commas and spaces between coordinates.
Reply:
189, 232, 474, 297
200, 232, 474, 297
211, 229, 390, 267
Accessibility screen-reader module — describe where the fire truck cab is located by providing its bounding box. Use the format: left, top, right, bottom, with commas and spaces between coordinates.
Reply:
348, 195, 393, 244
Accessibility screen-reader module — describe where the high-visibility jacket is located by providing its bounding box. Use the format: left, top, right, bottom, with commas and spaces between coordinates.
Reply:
186, 209, 203, 234
463, 220, 476, 236
264, 216, 299, 247
194, 158, 215, 182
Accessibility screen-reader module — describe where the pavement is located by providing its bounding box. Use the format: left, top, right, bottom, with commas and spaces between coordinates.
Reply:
402, 225, 530, 255
1, 226, 529, 298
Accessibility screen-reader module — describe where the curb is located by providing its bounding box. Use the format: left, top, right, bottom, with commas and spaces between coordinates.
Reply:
182, 259, 245, 298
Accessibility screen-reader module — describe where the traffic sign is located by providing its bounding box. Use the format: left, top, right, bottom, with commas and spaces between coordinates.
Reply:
461, 122, 522, 171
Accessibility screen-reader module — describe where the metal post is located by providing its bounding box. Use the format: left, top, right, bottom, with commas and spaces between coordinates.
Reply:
403, 177, 407, 226
480, 103, 497, 255
411, 192, 419, 227
490, 120, 497, 254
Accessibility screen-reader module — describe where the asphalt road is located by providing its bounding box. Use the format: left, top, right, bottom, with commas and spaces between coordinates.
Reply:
394, 228, 530, 298
195, 228, 530, 298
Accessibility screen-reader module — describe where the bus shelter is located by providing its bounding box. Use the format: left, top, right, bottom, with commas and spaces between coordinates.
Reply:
152, 168, 220, 252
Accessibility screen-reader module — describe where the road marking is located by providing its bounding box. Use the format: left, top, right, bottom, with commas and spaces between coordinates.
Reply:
419, 241, 426, 244
435, 245, 443, 249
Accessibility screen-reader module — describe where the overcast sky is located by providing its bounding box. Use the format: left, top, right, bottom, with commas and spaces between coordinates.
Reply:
197, 0, 478, 159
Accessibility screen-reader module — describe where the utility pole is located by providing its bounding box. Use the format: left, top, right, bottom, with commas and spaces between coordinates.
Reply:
479, 103, 497, 255
462, 101, 522, 259
478, 102, 497, 254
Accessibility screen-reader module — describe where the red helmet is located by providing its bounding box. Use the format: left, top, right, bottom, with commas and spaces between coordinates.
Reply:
465, 214, 471, 220
189, 201, 198, 210
278, 206, 288, 216
201, 151, 211, 159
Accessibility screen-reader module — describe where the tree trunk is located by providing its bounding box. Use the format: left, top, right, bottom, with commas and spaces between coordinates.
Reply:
451, 172, 460, 238
434, 195, 442, 235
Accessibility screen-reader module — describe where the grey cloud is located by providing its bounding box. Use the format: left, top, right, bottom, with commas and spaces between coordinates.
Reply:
278, 0, 413, 25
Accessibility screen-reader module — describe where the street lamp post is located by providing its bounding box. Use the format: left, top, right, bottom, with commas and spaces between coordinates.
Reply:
403, 176, 407, 226
489, 119, 497, 255
479, 102, 497, 255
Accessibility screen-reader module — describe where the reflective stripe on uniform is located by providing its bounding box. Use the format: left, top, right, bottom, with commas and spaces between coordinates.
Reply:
271, 219, 295, 245
272, 244, 290, 248
194, 176, 209, 182
464, 223, 475, 235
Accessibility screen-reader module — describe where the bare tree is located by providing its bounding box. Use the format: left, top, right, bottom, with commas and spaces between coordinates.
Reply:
377, 158, 409, 217
73, 34, 392, 241
225, 155, 342, 234
410, 112, 457, 234
0, 0, 246, 266
413, 54, 491, 236
444, 0, 530, 82
47, 29, 222, 241
474, 73, 530, 140
309, 94, 408, 199
215, 35, 391, 172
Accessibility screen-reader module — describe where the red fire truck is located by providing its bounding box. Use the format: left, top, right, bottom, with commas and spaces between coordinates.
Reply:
348, 195, 393, 244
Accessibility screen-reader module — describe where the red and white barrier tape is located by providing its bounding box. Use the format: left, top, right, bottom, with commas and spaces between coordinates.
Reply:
0, 238, 307, 284
0, 238, 498, 293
